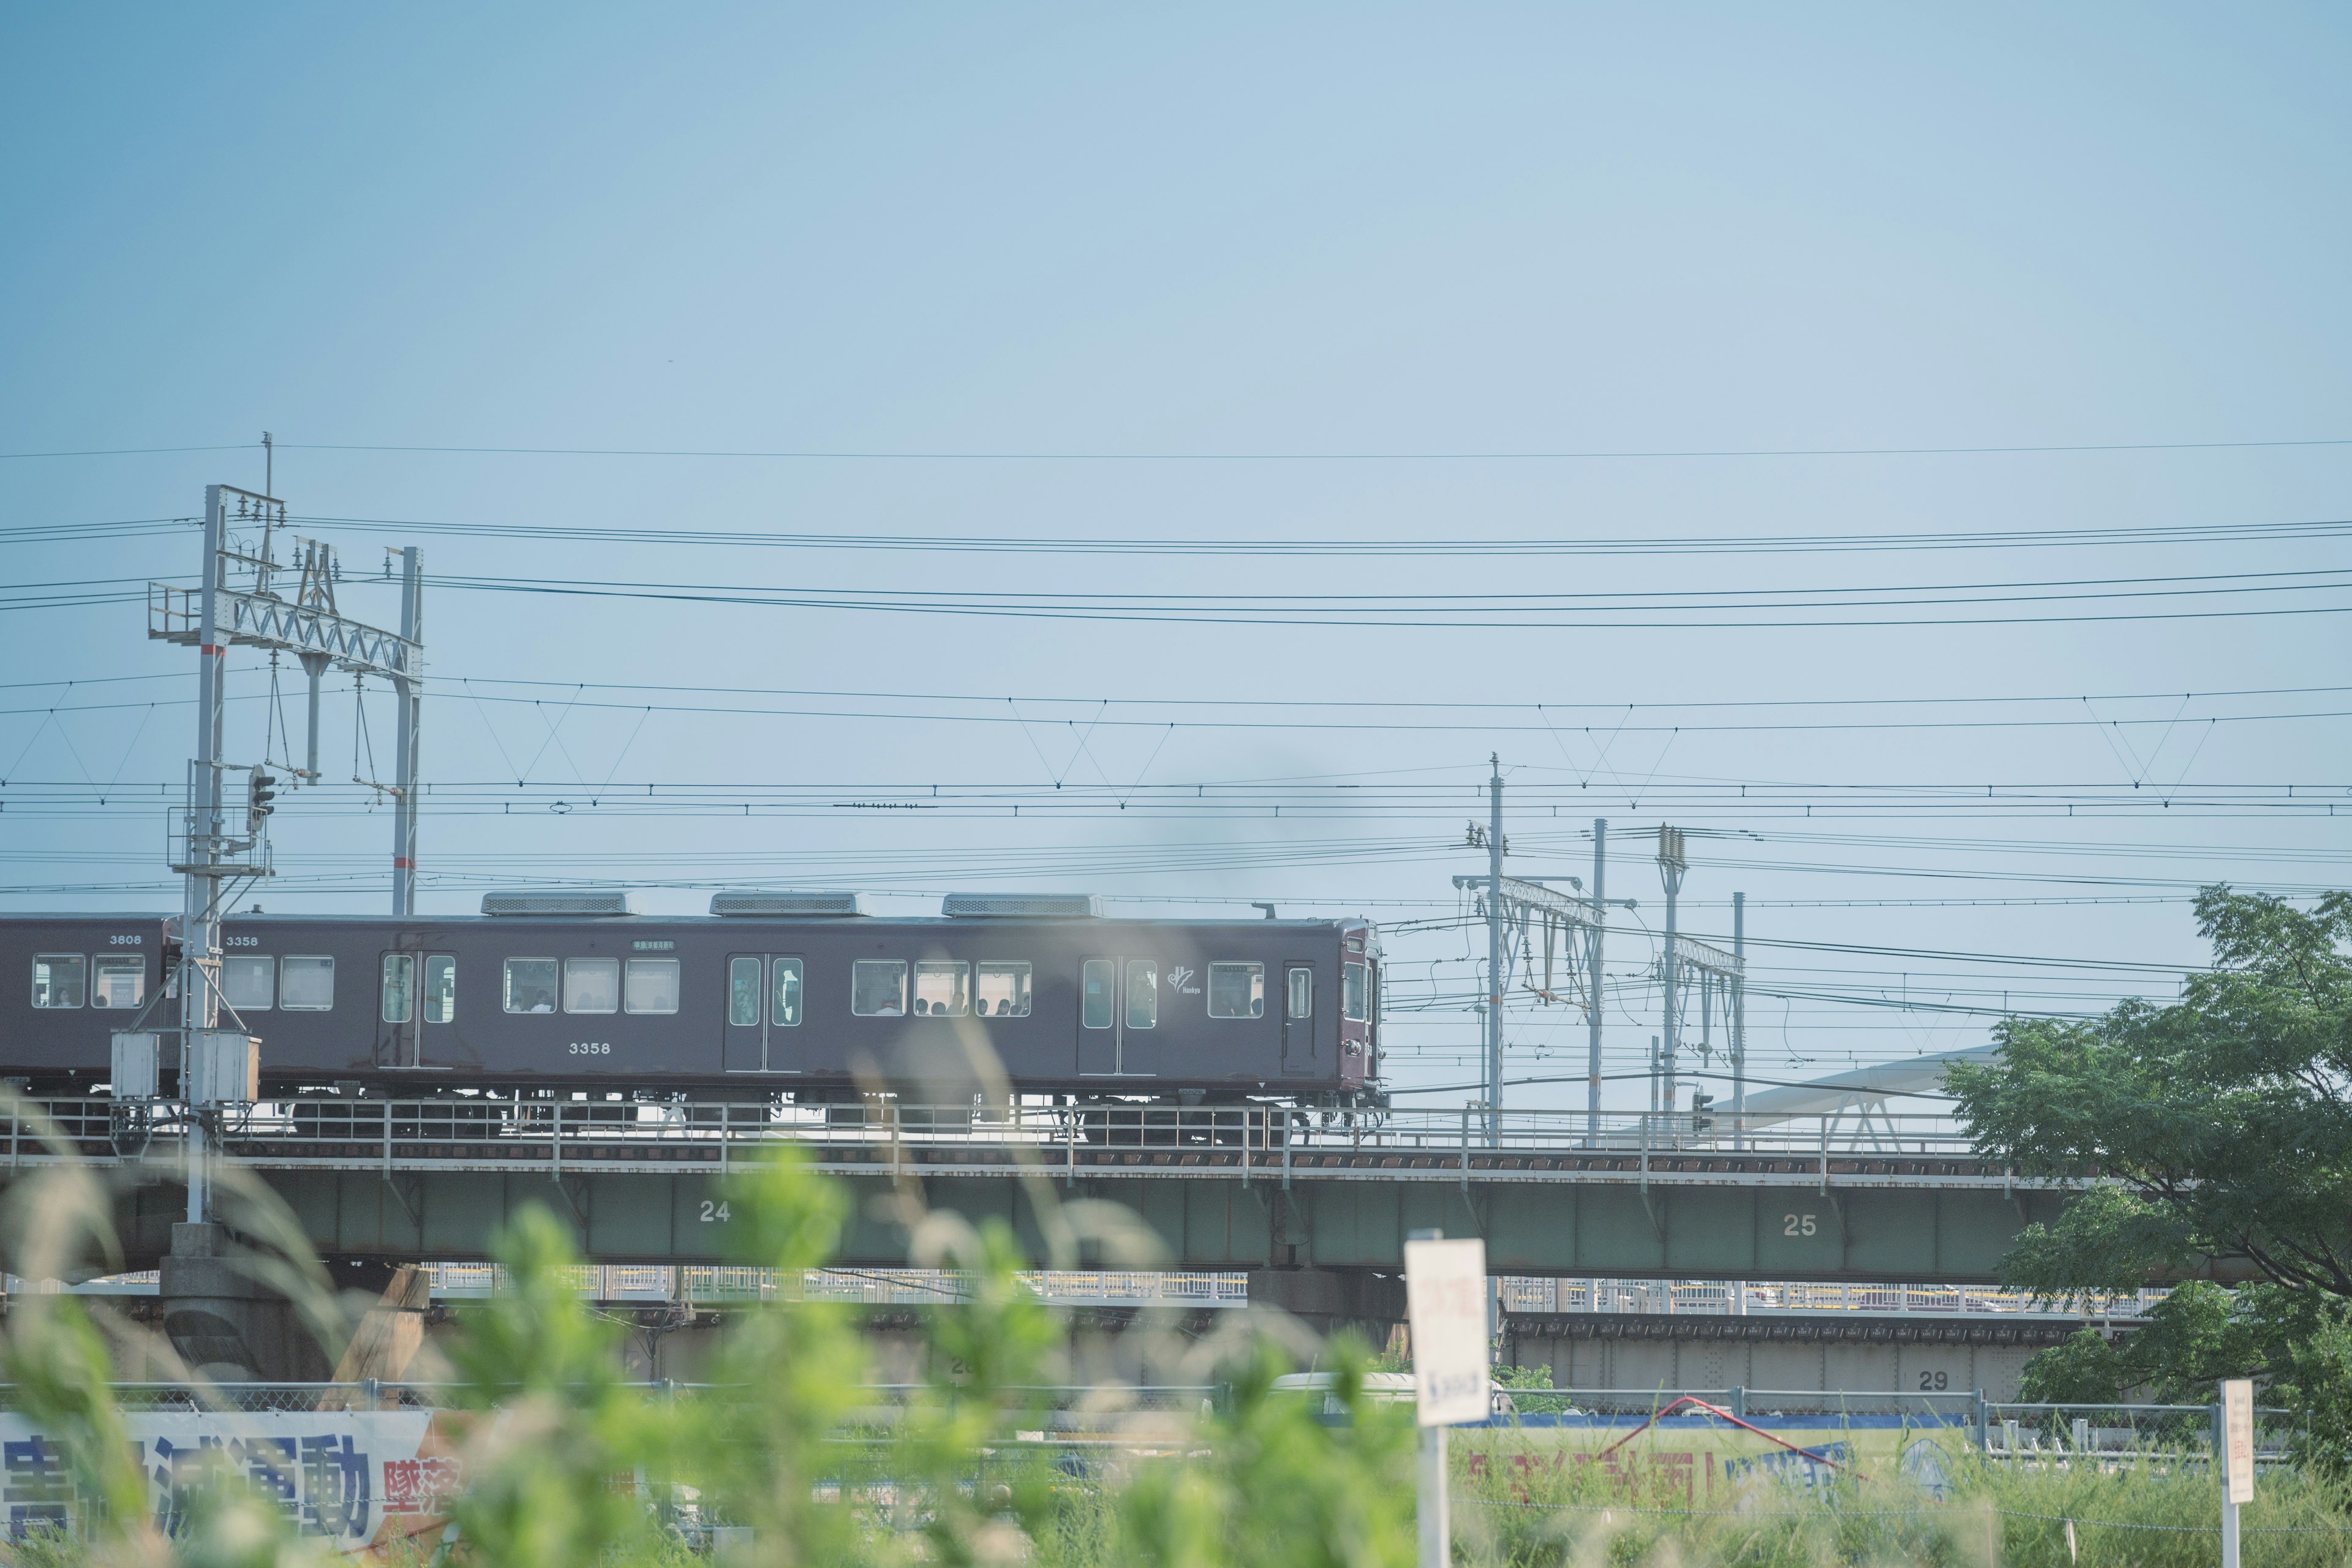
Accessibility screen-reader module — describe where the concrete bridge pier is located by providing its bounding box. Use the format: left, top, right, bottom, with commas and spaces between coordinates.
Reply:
158, 1223, 331, 1383
1245, 1268, 1405, 1344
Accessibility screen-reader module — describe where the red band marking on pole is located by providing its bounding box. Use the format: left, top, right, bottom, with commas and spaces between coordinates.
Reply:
393, 858, 413, 869
200, 644, 222, 656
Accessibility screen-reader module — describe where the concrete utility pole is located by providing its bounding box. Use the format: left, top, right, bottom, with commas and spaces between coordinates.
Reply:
179, 487, 231, 1227
1732, 891, 1747, 1146
1485, 755, 1504, 1139
1656, 826, 1687, 1123
1587, 819, 1607, 1138
390, 546, 423, 915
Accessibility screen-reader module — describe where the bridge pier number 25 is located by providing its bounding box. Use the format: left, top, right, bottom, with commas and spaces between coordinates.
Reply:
1782, 1212, 1817, 1236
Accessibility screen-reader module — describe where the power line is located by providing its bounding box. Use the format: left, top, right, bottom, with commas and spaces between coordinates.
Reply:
10, 434, 2352, 461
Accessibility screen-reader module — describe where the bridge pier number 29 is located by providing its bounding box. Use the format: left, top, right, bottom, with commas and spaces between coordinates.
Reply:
1782, 1212, 1817, 1237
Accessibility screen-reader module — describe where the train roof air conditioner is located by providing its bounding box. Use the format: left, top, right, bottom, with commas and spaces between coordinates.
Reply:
942, 893, 1103, 919
480, 890, 636, 917
710, 891, 871, 917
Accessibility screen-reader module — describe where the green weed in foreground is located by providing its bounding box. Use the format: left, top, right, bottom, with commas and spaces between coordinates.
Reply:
2, 1145, 2350, 1566
1446, 1423, 2352, 1568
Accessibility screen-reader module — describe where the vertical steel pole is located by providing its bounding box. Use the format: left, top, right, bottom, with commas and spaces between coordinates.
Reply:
182, 486, 228, 1226
1659, 834, 1682, 1126
1416, 1425, 1450, 1568
1587, 819, 1606, 1143
1731, 891, 1747, 1150
390, 548, 422, 915
298, 651, 328, 784
1485, 756, 1504, 1142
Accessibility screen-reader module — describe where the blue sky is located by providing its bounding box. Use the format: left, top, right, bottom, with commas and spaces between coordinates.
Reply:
3, 4, 2348, 1109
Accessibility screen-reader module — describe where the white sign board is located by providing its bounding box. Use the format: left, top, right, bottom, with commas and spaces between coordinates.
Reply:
2222, 1379, 2255, 1505
1404, 1236, 1488, 1428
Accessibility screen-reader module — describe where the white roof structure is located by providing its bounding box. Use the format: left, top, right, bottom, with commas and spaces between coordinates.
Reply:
1736, 1044, 2000, 1127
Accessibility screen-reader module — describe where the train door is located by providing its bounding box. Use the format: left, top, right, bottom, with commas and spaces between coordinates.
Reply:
724, 954, 803, 1072
379, 948, 418, 1068
417, 953, 459, 1067
1281, 963, 1314, 1075
1078, 957, 1117, 1075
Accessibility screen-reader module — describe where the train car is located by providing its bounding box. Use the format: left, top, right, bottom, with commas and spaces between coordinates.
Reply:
0, 892, 1381, 1104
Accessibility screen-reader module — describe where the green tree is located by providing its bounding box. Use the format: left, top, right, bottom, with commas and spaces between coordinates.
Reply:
1954, 888, 2352, 1458
1950, 888, 2352, 1297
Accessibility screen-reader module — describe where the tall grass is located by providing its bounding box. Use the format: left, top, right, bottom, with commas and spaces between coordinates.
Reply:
0, 1134, 2346, 1566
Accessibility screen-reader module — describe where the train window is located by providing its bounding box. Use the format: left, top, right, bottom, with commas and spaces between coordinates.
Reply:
222, 955, 274, 1011
565, 957, 620, 1014
503, 958, 559, 1014
1208, 962, 1264, 1019
851, 960, 907, 1017
772, 959, 802, 1027
382, 955, 415, 1023
1081, 960, 1114, 1028
913, 961, 969, 1017
91, 956, 145, 1009
280, 956, 334, 1011
728, 958, 760, 1027
1343, 962, 1370, 1023
1125, 960, 1158, 1029
624, 958, 680, 1015
424, 956, 456, 1024
32, 955, 86, 1009
976, 961, 1031, 1018
1286, 968, 1312, 1020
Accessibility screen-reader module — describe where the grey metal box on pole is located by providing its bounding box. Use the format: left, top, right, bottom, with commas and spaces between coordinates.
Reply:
110, 1033, 160, 1100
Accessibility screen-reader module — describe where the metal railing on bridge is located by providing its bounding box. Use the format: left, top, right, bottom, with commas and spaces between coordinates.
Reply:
1499, 1279, 2168, 1319
18, 1098, 2027, 1190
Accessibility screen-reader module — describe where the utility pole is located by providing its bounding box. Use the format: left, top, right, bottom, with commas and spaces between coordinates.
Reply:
390, 547, 423, 915
1485, 755, 1504, 1140
1732, 891, 1747, 1148
1587, 819, 1607, 1140
148, 484, 423, 1221
1656, 826, 1687, 1124
179, 486, 232, 1227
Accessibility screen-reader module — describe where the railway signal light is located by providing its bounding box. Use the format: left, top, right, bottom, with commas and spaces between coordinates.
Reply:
248, 767, 277, 831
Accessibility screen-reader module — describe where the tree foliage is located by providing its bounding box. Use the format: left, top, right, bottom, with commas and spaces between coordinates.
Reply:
1956, 888, 2352, 1462
1949, 887, 2352, 1297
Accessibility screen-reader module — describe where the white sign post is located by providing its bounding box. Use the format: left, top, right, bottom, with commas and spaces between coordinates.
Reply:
2220, 1379, 2254, 1568
1406, 1234, 1488, 1568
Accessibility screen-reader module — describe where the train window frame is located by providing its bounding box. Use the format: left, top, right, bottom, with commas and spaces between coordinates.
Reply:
1207, 962, 1265, 1019
851, 960, 907, 1017
976, 960, 1031, 1019
1125, 960, 1158, 1030
771, 957, 803, 1027
728, 957, 760, 1027
1343, 962, 1370, 1023
382, 954, 416, 1023
913, 960, 970, 1017
221, 954, 275, 1012
279, 956, 334, 1011
90, 956, 145, 1010
1286, 967, 1313, 1021
623, 957, 680, 1016
32, 954, 86, 1009
503, 957, 560, 1014
1081, 960, 1114, 1029
565, 957, 621, 1015
424, 955, 456, 1024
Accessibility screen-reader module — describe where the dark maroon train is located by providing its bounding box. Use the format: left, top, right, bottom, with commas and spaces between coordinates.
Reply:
0, 892, 1381, 1104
